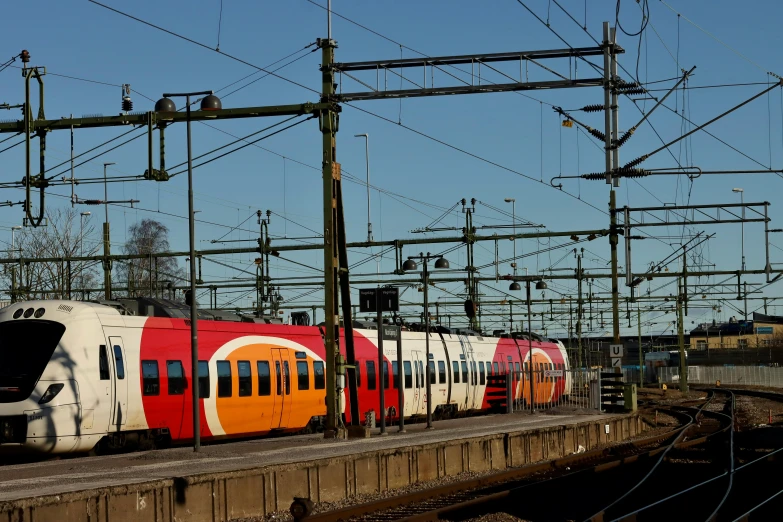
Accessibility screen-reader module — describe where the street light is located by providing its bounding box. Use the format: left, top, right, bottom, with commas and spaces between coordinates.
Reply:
504, 198, 518, 290
80, 212, 90, 299
732, 188, 745, 271
355, 134, 372, 242
526, 278, 547, 414
156, 90, 221, 452
402, 252, 450, 429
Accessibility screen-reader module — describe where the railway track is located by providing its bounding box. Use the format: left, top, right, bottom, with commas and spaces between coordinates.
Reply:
298, 401, 708, 522
297, 388, 783, 522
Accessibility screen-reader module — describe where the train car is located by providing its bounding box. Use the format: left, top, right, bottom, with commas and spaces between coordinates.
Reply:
0, 300, 569, 455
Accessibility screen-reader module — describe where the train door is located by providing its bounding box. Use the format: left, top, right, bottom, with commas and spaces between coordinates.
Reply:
271, 348, 291, 428
107, 337, 128, 430
410, 349, 424, 414
441, 334, 452, 405
457, 336, 476, 409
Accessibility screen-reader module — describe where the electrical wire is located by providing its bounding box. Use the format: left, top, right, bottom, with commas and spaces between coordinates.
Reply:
88, 0, 321, 96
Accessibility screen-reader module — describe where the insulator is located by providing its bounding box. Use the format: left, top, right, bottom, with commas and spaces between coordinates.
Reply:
624, 156, 647, 169
613, 130, 634, 149
588, 128, 606, 141
20, 50, 30, 63
122, 96, 133, 112
615, 80, 639, 90
616, 168, 649, 179
581, 104, 603, 113
622, 87, 646, 96
581, 172, 607, 181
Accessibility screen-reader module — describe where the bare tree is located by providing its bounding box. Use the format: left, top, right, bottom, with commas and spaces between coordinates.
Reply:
1, 208, 101, 301
118, 219, 184, 298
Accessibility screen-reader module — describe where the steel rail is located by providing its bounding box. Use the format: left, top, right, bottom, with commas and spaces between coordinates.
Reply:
583, 392, 721, 521
301, 408, 695, 522
608, 390, 736, 522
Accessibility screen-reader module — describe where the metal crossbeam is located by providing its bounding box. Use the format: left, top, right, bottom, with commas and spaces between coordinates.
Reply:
336, 78, 604, 102
0, 103, 330, 134
332, 46, 612, 72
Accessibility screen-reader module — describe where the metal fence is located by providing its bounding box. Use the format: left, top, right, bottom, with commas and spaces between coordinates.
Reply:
657, 365, 783, 388
509, 368, 600, 412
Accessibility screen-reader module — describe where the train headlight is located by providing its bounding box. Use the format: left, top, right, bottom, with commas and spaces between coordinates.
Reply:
38, 383, 64, 405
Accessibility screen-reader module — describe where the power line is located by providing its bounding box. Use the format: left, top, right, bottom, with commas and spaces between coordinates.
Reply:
88, 0, 321, 95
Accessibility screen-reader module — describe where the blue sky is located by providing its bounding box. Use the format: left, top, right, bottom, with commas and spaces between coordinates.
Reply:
1, 0, 782, 337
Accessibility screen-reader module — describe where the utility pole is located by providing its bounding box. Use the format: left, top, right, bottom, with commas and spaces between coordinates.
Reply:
637, 304, 643, 388
677, 281, 687, 393
102, 162, 115, 299
576, 248, 584, 368
604, 22, 622, 368
320, 36, 340, 438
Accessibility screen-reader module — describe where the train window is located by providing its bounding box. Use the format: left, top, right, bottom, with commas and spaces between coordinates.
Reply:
283, 361, 291, 395
428, 361, 436, 385
438, 361, 446, 384
414, 362, 420, 388
113, 345, 125, 380
366, 361, 376, 391
486, 361, 492, 376
452, 361, 460, 383
217, 361, 232, 397
493, 362, 499, 375
461, 361, 468, 384
355, 364, 361, 387
296, 361, 310, 390
392, 361, 399, 389
141, 360, 159, 396
419, 361, 425, 388
275, 361, 282, 395
99, 345, 110, 380
479, 362, 486, 385
501, 362, 506, 374
198, 361, 210, 398
515, 362, 521, 374
238, 361, 252, 396
404, 361, 412, 389
472, 361, 477, 385
257, 361, 271, 396
383, 361, 390, 389
167, 360, 185, 395
313, 361, 325, 390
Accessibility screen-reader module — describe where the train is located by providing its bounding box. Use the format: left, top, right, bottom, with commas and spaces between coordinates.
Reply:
0, 299, 570, 455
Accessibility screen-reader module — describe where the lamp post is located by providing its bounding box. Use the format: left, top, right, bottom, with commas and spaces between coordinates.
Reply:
402, 252, 450, 429
355, 134, 372, 242
511, 277, 546, 414
80, 212, 90, 299
156, 91, 222, 452
530, 279, 548, 413
732, 188, 745, 271
10, 226, 21, 303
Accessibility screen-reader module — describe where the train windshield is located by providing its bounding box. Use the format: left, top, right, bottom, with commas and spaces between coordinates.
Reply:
0, 320, 66, 403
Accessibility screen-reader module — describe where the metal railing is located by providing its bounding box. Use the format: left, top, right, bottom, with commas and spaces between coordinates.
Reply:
507, 368, 601, 412
657, 365, 783, 387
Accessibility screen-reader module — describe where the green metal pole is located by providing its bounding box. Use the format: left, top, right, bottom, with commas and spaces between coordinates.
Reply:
638, 305, 643, 388
677, 288, 687, 393
320, 37, 341, 438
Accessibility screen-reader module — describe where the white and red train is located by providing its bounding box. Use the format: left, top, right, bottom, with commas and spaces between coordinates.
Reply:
0, 300, 570, 455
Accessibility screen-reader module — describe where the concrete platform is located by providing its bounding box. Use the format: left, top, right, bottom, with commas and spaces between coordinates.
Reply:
0, 411, 643, 522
